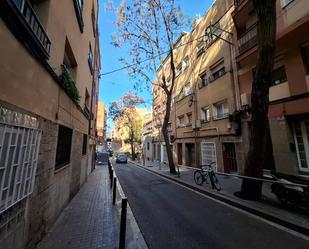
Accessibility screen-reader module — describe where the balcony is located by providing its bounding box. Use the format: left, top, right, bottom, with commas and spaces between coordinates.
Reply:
1, 0, 51, 59
238, 25, 257, 55
234, 0, 246, 6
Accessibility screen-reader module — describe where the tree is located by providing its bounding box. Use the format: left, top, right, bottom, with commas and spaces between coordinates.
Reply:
113, 0, 188, 174
236, 0, 277, 200
109, 92, 145, 160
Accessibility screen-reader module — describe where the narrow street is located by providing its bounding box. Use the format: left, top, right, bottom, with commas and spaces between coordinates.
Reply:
113, 162, 309, 249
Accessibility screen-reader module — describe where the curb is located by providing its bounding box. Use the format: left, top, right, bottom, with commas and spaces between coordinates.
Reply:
129, 160, 309, 237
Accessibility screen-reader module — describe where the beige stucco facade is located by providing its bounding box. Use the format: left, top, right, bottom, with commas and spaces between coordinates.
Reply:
233, 0, 309, 180
153, 0, 243, 172
97, 101, 107, 144
0, 1, 100, 248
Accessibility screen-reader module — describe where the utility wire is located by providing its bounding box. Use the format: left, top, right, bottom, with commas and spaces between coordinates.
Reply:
100, 33, 209, 76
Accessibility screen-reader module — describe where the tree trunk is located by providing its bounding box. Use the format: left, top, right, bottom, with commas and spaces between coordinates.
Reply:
162, 92, 176, 174
238, 0, 276, 200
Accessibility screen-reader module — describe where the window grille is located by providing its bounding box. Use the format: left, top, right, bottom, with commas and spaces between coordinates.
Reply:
82, 134, 87, 155
0, 120, 41, 214
55, 125, 72, 169
201, 142, 217, 171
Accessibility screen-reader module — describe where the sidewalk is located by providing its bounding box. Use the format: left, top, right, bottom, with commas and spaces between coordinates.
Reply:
36, 165, 147, 249
131, 160, 309, 236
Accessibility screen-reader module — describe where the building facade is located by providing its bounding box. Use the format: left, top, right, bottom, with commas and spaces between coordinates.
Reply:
141, 112, 153, 161
97, 101, 107, 146
0, 0, 100, 248
152, 0, 309, 182
233, 0, 309, 180
154, 0, 244, 172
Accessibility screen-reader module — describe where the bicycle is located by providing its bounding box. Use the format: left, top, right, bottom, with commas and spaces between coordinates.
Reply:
194, 162, 221, 191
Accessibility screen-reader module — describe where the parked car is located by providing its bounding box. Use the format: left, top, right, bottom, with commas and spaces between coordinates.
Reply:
116, 154, 128, 164
96, 151, 109, 165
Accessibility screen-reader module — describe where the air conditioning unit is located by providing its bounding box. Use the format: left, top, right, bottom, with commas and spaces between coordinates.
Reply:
196, 119, 201, 128
240, 93, 250, 107
192, 120, 201, 130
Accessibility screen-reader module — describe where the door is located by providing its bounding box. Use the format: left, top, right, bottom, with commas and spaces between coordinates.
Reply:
293, 120, 309, 172
185, 143, 196, 167
223, 143, 237, 173
177, 143, 182, 165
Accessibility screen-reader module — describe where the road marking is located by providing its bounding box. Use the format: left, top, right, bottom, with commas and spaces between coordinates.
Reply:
127, 162, 309, 242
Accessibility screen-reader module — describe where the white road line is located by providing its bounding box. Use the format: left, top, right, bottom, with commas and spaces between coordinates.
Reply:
127, 162, 309, 242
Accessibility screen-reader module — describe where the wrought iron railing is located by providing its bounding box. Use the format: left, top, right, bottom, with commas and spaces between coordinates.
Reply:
238, 25, 257, 55
11, 0, 51, 56
234, 0, 246, 6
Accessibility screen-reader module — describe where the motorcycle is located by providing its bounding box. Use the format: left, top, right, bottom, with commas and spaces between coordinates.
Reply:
271, 176, 309, 210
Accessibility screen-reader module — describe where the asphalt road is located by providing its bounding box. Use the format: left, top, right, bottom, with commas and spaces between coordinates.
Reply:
113, 161, 309, 249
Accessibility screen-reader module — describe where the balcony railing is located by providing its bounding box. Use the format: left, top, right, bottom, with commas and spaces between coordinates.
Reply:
11, 0, 51, 57
238, 25, 257, 55
234, 0, 246, 6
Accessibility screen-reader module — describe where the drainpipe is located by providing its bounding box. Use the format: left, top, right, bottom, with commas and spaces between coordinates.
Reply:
230, 28, 241, 111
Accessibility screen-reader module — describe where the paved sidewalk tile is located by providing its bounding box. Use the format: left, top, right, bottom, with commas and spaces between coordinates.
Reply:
36, 166, 119, 249
132, 160, 309, 232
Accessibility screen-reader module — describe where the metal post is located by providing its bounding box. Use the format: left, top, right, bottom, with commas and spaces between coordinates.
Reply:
110, 170, 113, 189
119, 197, 127, 249
177, 165, 180, 178
113, 177, 117, 205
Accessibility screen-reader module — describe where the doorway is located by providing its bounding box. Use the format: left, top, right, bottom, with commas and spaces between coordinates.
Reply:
177, 143, 183, 165
223, 143, 237, 173
185, 143, 196, 167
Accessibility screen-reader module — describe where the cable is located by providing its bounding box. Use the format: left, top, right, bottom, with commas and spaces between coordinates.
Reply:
100, 32, 209, 76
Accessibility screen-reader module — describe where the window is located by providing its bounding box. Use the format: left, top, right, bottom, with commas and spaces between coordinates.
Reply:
91, 4, 96, 36
205, 23, 222, 48
167, 122, 172, 131
147, 142, 150, 150
177, 116, 185, 127
301, 43, 309, 74
210, 60, 225, 82
0, 115, 41, 213
201, 142, 217, 170
85, 89, 90, 108
186, 113, 192, 125
84, 89, 91, 119
293, 120, 309, 172
73, 0, 84, 32
280, 0, 294, 8
82, 134, 87, 155
63, 39, 77, 80
182, 56, 189, 70
88, 44, 93, 73
55, 125, 73, 170
271, 66, 287, 86
199, 72, 208, 88
175, 64, 182, 77
213, 101, 229, 120
196, 42, 205, 57
201, 107, 210, 122
166, 77, 171, 86
184, 83, 192, 96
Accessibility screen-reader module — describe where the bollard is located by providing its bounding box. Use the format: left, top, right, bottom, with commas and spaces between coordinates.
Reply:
119, 198, 127, 249
110, 170, 113, 189
108, 160, 111, 174
113, 177, 117, 205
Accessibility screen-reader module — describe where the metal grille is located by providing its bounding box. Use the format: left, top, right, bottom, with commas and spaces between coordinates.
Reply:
201, 142, 217, 171
0, 123, 41, 214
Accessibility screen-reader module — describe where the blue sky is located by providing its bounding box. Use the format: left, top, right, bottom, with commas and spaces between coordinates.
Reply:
98, 0, 212, 134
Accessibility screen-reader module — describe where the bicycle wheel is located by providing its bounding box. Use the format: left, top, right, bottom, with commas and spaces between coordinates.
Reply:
210, 173, 221, 191
194, 170, 204, 185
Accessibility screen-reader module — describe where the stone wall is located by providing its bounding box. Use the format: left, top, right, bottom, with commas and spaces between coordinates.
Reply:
0, 113, 92, 249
